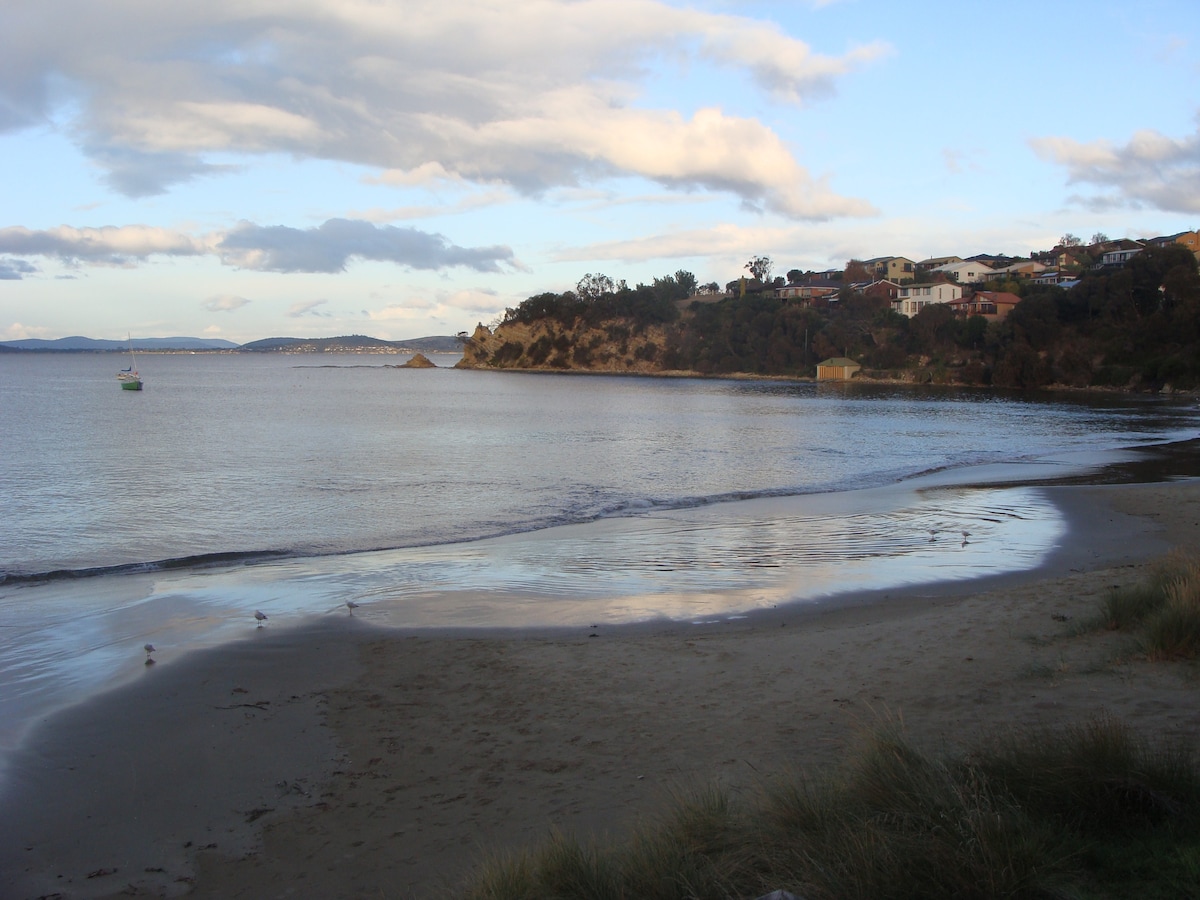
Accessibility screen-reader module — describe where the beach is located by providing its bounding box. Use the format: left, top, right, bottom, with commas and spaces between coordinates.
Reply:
2, 478, 1199, 899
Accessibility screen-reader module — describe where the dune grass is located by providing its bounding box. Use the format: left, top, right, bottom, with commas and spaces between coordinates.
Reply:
1093, 553, 1200, 661
461, 716, 1200, 899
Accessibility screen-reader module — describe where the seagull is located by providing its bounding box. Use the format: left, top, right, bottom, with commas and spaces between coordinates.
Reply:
254, 610, 268, 624
346, 601, 359, 615
144, 643, 156, 655
144, 643, 156, 666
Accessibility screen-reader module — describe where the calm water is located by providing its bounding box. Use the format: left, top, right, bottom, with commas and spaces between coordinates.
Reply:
3, 352, 1197, 579
1, 351, 1199, 754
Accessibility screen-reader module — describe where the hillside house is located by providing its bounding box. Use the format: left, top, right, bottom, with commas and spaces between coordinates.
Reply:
1148, 230, 1200, 260
778, 279, 841, 304
916, 255, 963, 276
893, 282, 964, 317
947, 291, 1021, 321
1099, 240, 1144, 267
988, 260, 1046, 279
931, 260, 995, 284
864, 256, 916, 283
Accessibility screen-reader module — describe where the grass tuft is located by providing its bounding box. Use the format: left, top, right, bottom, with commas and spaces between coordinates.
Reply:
1142, 562, 1200, 661
461, 717, 1200, 899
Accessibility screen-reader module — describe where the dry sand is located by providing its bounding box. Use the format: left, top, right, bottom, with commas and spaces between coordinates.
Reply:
2, 481, 1199, 899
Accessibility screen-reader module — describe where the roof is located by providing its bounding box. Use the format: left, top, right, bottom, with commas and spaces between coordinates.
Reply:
817, 357, 860, 367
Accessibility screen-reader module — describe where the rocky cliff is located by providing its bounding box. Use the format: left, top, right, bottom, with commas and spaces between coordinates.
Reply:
455, 320, 671, 373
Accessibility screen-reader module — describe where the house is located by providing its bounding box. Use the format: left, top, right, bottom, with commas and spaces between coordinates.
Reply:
947, 291, 1022, 321
892, 282, 964, 317
1033, 247, 1089, 270
931, 260, 996, 284
864, 256, 917, 283
916, 255, 963, 274
816, 357, 861, 381
1033, 270, 1073, 285
988, 260, 1046, 279
1148, 231, 1200, 260
778, 279, 841, 304
1098, 240, 1144, 267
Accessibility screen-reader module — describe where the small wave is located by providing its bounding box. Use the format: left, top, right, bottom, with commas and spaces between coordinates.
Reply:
0, 549, 294, 586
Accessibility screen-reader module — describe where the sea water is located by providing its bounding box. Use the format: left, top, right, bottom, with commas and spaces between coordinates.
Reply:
1, 351, 1199, 752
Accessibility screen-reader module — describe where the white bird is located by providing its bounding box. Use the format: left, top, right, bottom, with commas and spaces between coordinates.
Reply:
346, 601, 359, 615
254, 610, 268, 623
144, 643, 156, 655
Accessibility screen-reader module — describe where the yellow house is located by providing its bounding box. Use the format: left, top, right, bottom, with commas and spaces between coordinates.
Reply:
816, 357, 861, 381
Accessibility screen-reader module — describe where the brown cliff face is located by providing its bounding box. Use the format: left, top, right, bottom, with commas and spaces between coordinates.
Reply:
454, 320, 670, 373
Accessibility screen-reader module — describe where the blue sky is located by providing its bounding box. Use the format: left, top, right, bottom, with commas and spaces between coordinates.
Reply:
1, 0, 1198, 343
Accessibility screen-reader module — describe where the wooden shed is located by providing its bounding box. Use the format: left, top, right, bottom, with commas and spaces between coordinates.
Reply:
816, 357, 861, 381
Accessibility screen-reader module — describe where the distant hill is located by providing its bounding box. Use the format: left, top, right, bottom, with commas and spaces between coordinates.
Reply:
0, 334, 463, 353
0, 336, 240, 351
239, 334, 463, 353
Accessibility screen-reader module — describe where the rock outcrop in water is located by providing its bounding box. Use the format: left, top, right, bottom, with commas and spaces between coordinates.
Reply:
398, 353, 437, 368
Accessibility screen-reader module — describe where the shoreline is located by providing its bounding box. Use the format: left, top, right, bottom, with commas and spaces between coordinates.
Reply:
2, 477, 1199, 898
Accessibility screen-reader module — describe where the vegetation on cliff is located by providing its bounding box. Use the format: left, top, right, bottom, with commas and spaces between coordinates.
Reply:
459, 245, 1200, 391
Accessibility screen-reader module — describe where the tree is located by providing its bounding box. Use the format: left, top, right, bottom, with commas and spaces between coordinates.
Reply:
673, 269, 698, 297
1090, 232, 1110, 246
1059, 233, 1082, 248
844, 259, 870, 282
576, 273, 625, 302
745, 256, 773, 284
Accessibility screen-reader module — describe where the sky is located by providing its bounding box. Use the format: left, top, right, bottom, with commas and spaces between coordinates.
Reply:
1, 0, 1198, 344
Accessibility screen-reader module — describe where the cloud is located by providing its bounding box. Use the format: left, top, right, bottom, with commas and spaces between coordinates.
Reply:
1031, 119, 1200, 214
0, 225, 208, 265
0, 258, 38, 280
350, 189, 513, 223
2, 322, 53, 341
287, 299, 331, 318
203, 294, 251, 312
86, 145, 241, 198
0, 219, 513, 273
216, 218, 514, 273
555, 223, 803, 263
1, 0, 883, 218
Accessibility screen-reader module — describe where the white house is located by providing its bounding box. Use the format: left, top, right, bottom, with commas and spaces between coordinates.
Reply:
931, 260, 995, 284
893, 282, 964, 318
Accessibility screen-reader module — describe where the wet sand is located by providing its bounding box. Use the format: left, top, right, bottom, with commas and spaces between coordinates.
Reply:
1, 480, 1199, 899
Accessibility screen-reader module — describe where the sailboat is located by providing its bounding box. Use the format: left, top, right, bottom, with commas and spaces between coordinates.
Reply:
117, 335, 143, 391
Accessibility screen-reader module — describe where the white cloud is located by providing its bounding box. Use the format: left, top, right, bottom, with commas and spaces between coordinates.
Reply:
2, 322, 54, 341
0, 219, 513, 274
203, 294, 251, 312
1031, 118, 1200, 214
1, 0, 884, 218
0, 225, 209, 265
216, 219, 514, 273
287, 299, 331, 318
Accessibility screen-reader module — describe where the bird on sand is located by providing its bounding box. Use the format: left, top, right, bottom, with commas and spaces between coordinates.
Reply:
254, 610, 268, 624
144, 643, 156, 655
346, 601, 359, 615
144, 643, 156, 665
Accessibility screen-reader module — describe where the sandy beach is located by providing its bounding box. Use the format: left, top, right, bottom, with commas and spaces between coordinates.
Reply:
2, 478, 1199, 899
